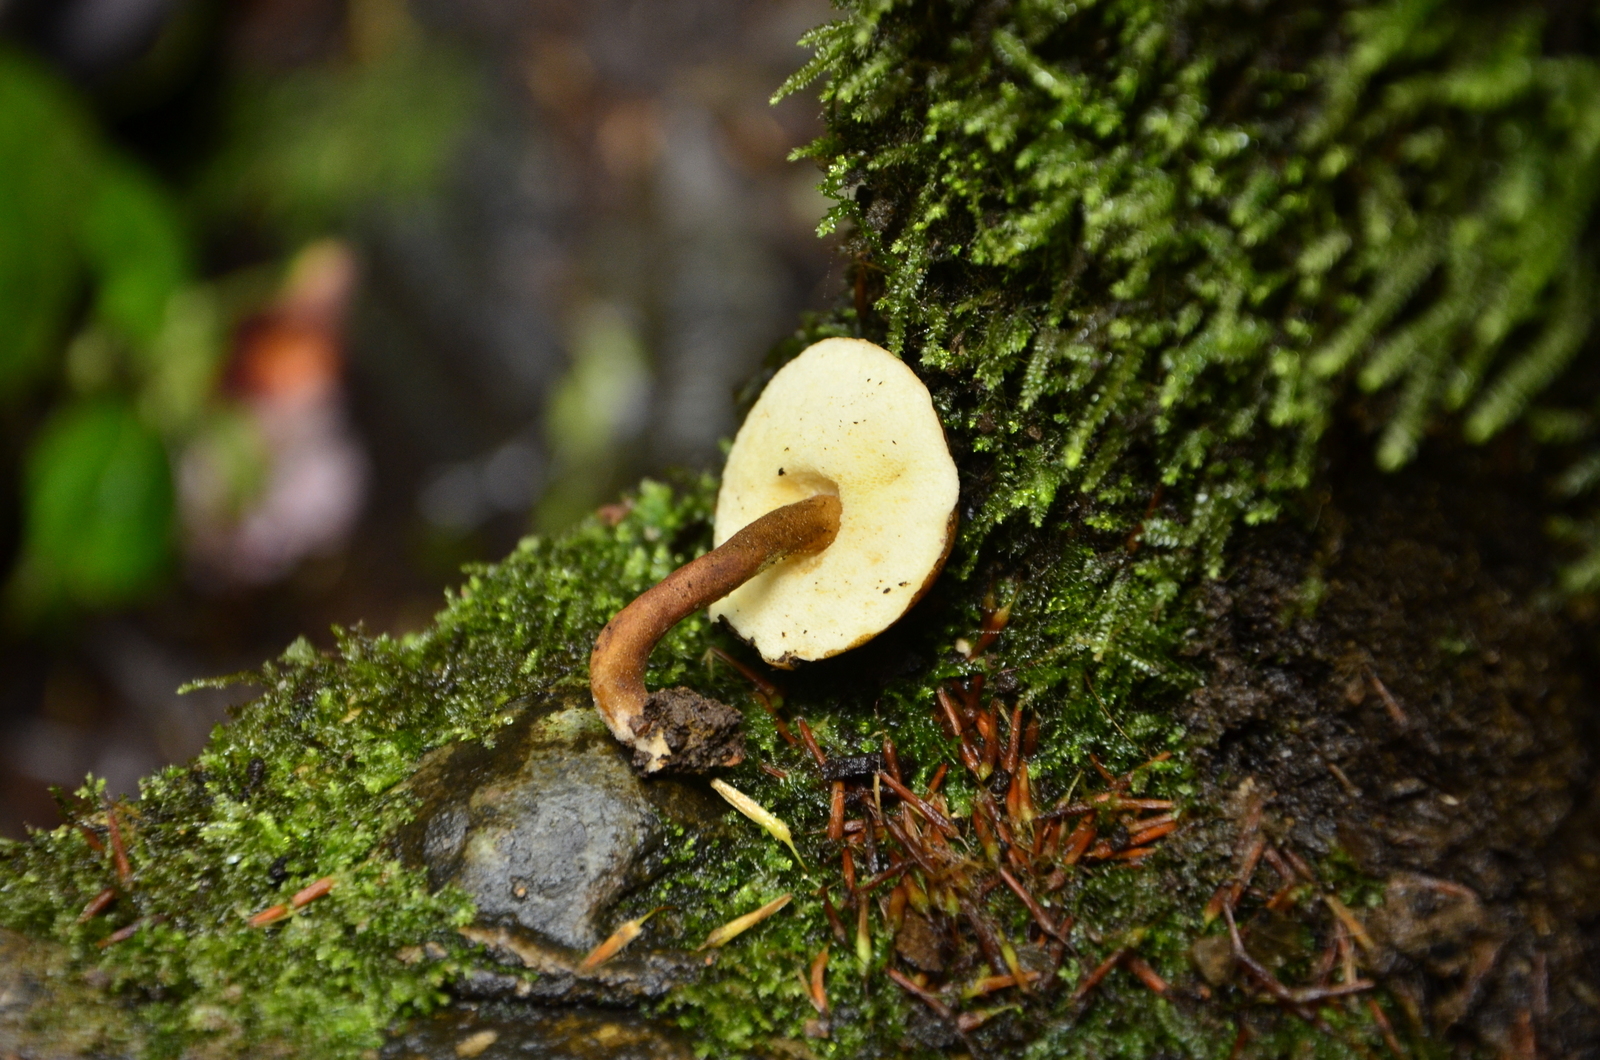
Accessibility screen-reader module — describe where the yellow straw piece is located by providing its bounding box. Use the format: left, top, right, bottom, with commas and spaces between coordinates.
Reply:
1323, 894, 1376, 954
710, 779, 807, 869
579, 906, 666, 971
698, 893, 792, 950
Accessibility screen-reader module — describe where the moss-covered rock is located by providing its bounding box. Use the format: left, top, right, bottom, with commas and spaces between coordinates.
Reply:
0, 927, 143, 1058
395, 699, 713, 953
3, 0, 1600, 1056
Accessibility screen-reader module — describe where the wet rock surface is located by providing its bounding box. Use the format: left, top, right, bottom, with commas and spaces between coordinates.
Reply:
1184, 431, 1600, 1055
0, 929, 139, 1060
386, 699, 714, 1050
381, 1005, 694, 1060
454, 923, 698, 1006
397, 697, 721, 955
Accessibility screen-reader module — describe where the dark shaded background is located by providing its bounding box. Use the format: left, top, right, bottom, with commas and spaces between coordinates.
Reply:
0, 0, 836, 837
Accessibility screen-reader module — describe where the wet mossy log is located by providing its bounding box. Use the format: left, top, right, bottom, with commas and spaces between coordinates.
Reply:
3, 0, 1600, 1057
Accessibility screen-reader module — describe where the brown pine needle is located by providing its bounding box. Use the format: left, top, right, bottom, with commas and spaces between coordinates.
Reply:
1046, 795, 1175, 817
974, 807, 1000, 863
105, 802, 131, 885
935, 685, 966, 737
998, 866, 1070, 944
886, 967, 953, 1020
1367, 996, 1406, 1059
796, 719, 827, 769
1110, 845, 1157, 862
1073, 947, 1129, 1001
882, 736, 903, 785
290, 876, 335, 909
877, 771, 958, 835
808, 946, 831, 1014
1203, 884, 1232, 925
708, 646, 796, 746
77, 887, 117, 923
1128, 818, 1178, 847
1364, 666, 1410, 728
248, 904, 288, 928
1061, 819, 1097, 865
96, 915, 161, 948
1125, 955, 1170, 995
98, 922, 141, 948
581, 906, 666, 970
858, 861, 908, 895
698, 894, 792, 950
976, 708, 999, 779
821, 888, 848, 944
711, 779, 807, 870
887, 882, 908, 928
1002, 704, 1023, 775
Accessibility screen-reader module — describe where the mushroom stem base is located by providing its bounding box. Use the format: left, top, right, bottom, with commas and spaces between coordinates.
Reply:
632, 689, 746, 774
590, 493, 842, 774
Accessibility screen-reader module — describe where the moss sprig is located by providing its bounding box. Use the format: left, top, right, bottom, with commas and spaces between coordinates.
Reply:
783, 0, 1600, 585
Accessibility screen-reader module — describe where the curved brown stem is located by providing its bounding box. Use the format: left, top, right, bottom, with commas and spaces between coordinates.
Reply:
591, 493, 842, 774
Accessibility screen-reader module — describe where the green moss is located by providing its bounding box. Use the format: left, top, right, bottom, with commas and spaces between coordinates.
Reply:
3, 0, 1595, 1055
0, 477, 725, 1056
783, 0, 1600, 588
642, 0, 1600, 1049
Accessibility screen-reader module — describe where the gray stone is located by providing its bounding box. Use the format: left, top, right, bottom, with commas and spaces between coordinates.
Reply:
381, 1006, 695, 1060
397, 696, 720, 953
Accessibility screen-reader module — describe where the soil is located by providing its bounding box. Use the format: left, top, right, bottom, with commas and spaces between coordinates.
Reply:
1184, 420, 1600, 1057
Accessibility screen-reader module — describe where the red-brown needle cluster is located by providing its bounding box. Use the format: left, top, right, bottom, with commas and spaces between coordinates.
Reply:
724, 586, 1181, 1039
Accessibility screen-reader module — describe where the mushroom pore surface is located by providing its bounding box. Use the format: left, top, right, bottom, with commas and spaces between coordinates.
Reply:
710, 337, 959, 666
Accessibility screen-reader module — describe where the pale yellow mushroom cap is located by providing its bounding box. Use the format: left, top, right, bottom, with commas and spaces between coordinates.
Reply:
710, 337, 959, 666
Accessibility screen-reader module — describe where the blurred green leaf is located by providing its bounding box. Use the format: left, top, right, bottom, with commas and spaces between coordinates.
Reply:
13, 398, 175, 610
0, 48, 96, 399
80, 159, 190, 350
140, 285, 223, 434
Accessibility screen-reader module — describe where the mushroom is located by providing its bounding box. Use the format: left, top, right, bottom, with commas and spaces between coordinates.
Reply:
590, 337, 959, 773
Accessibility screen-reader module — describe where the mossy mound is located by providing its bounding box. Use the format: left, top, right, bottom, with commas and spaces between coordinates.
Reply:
0, 482, 724, 1056
789, 0, 1600, 575
3, 0, 1600, 1056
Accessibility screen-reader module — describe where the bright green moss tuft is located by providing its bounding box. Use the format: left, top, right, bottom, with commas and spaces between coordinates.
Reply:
0, 477, 725, 1057
783, 0, 1600, 587
3, 0, 1596, 1055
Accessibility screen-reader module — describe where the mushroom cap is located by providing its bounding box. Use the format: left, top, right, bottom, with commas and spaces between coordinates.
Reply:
709, 337, 959, 666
